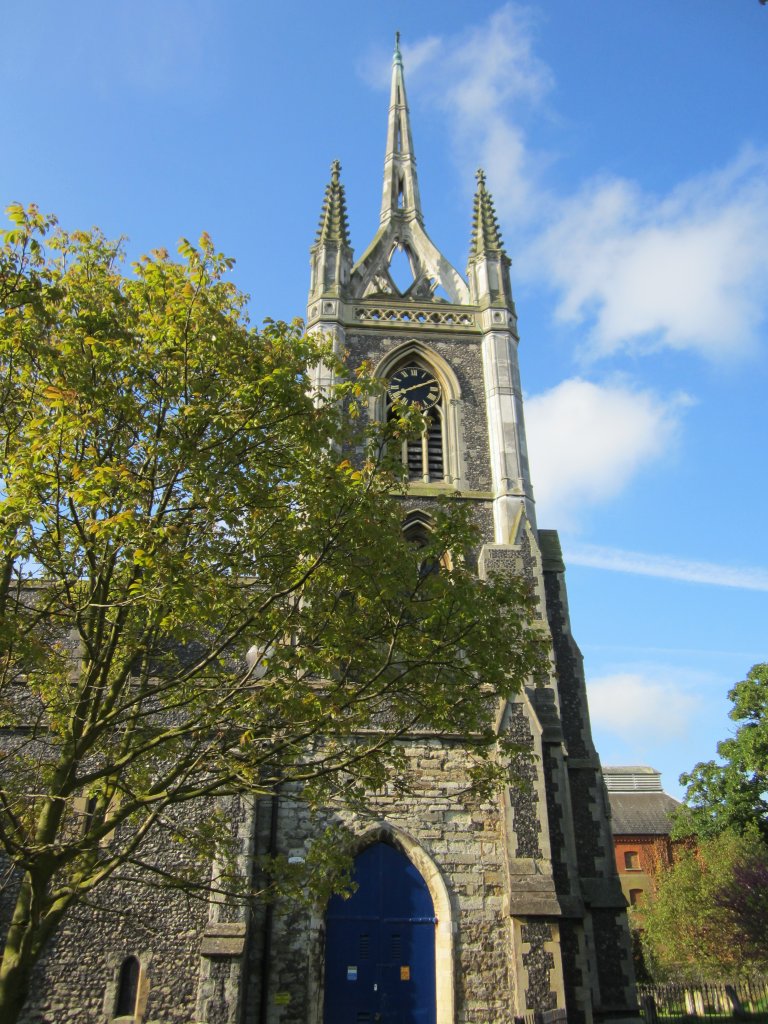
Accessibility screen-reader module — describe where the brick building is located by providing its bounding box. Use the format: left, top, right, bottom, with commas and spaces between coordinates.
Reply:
604, 767, 681, 908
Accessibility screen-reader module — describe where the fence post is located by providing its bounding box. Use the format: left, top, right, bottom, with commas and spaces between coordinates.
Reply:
724, 984, 746, 1019
639, 995, 658, 1024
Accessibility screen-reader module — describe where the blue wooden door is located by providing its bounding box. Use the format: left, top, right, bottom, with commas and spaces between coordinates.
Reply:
324, 842, 437, 1024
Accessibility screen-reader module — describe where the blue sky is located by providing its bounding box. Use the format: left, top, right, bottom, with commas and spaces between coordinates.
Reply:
3, 0, 767, 798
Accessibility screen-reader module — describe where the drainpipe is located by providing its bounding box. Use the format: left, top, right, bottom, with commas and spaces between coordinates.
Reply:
257, 792, 280, 1024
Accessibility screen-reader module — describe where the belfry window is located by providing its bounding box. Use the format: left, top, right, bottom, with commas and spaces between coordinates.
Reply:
387, 364, 445, 483
404, 413, 443, 482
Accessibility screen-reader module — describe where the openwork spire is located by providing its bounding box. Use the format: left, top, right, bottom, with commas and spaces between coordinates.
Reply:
470, 169, 506, 259
314, 160, 351, 247
346, 38, 469, 304
380, 32, 423, 225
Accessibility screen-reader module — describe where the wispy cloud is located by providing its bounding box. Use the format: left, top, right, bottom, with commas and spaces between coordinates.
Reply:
528, 149, 768, 362
392, 5, 768, 363
393, 5, 553, 225
358, 35, 443, 91
437, 3, 553, 225
525, 377, 690, 529
565, 542, 768, 592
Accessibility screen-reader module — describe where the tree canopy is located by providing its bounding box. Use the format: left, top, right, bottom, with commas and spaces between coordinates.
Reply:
640, 831, 768, 981
674, 663, 768, 841
0, 205, 544, 1021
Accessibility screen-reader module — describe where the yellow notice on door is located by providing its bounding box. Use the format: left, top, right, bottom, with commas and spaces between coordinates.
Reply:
400, 966, 410, 981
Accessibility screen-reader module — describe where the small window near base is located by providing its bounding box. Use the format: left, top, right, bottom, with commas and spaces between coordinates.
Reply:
114, 955, 140, 1018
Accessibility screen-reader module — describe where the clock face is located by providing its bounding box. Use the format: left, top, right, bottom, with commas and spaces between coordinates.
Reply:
387, 366, 441, 410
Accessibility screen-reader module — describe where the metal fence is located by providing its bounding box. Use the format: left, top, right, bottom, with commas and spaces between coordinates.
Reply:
638, 979, 768, 1021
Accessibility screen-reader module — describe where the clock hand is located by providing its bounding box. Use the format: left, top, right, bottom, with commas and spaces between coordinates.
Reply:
400, 380, 438, 395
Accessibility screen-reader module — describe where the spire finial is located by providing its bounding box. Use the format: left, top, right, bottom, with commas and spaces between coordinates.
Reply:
393, 30, 402, 65
476, 168, 486, 188
331, 159, 341, 184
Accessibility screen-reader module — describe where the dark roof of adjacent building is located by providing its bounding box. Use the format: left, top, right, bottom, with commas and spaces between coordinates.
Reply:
602, 765, 681, 836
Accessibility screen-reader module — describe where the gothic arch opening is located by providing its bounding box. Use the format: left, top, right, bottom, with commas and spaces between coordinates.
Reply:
402, 510, 434, 548
114, 955, 140, 1018
377, 343, 463, 488
402, 511, 452, 574
389, 242, 414, 293
322, 829, 454, 1024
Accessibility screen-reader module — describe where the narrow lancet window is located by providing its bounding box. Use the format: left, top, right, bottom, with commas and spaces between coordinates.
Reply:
115, 956, 140, 1018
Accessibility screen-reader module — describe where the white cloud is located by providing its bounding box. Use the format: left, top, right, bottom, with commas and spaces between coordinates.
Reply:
392, 5, 552, 225
528, 150, 768, 361
587, 672, 697, 743
564, 542, 768, 592
402, 37, 443, 79
525, 377, 689, 528
390, 7, 768, 362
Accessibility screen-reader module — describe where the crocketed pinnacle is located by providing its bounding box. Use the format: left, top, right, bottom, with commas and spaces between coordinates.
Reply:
470, 168, 506, 259
314, 159, 351, 247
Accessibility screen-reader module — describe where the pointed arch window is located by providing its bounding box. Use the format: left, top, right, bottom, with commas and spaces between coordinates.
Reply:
402, 511, 448, 575
114, 955, 140, 1018
387, 363, 445, 483
378, 344, 463, 488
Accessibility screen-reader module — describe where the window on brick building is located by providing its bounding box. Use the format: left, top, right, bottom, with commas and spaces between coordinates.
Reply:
624, 850, 640, 871
629, 888, 644, 906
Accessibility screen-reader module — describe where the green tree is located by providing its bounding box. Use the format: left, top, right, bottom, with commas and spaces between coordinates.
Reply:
674, 663, 768, 841
640, 831, 768, 981
0, 205, 544, 1022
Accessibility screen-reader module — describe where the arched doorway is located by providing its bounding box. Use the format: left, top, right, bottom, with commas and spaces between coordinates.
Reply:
324, 842, 437, 1024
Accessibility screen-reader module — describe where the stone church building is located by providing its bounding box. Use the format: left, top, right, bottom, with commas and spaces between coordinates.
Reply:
13, 40, 639, 1024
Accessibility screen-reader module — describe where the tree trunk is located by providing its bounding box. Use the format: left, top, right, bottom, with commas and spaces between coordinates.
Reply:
0, 952, 35, 1024
0, 871, 58, 1024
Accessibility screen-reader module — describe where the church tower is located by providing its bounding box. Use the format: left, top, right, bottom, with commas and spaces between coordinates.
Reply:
299, 36, 640, 1024
0, 40, 646, 1024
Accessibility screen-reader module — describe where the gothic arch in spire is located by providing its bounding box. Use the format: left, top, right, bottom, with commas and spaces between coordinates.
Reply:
348, 36, 469, 305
